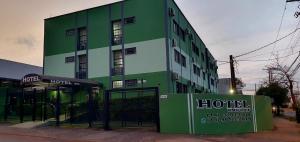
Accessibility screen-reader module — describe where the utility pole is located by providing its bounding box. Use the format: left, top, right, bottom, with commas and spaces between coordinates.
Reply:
297, 81, 299, 95
230, 55, 237, 94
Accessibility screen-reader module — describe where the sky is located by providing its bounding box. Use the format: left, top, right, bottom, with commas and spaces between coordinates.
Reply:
0, 0, 300, 94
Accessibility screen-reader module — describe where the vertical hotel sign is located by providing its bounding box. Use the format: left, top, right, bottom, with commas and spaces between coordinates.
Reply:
187, 94, 257, 135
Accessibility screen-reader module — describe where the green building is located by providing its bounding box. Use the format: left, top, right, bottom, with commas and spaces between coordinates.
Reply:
44, 0, 218, 95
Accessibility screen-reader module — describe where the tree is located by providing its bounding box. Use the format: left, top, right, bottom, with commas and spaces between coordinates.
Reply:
265, 52, 300, 108
256, 83, 289, 116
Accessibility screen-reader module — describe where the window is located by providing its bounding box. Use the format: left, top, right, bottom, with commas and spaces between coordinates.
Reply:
181, 55, 186, 67
113, 80, 123, 88
65, 56, 74, 63
124, 17, 135, 24
210, 63, 214, 70
174, 49, 180, 64
112, 20, 122, 45
193, 64, 197, 74
179, 28, 186, 42
66, 29, 75, 36
197, 67, 200, 76
125, 79, 138, 87
111, 17, 135, 45
176, 82, 188, 93
78, 28, 87, 51
201, 52, 205, 61
77, 54, 87, 79
125, 47, 136, 55
192, 43, 199, 56
203, 71, 206, 80
173, 20, 186, 42
112, 50, 123, 75
193, 64, 200, 76
211, 78, 215, 86
173, 20, 179, 35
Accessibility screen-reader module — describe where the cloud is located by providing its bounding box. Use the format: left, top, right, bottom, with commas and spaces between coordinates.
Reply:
14, 35, 36, 49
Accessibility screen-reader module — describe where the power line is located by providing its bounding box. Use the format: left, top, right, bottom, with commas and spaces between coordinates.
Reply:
287, 51, 300, 72
240, 46, 300, 60
237, 51, 300, 62
218, 62, 229, 66
217, 60, 229, 63
235, 28, 300, 58
272, 2, 288, 55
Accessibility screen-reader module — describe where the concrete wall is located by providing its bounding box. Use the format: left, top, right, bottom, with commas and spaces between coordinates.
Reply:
160, 94, 273, 135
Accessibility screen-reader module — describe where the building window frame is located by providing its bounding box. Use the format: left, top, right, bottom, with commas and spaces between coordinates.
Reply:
181, 54, 186, 67
77, 27, 87, 51
112, 50, 124, 76
112, 20, 122, 45
174, 49, 181, 64
113, 80, 123, 88
77, 54, 87, 79
125, 79, 138, 87
65, 56, 75, 63
125, 47, 136, 55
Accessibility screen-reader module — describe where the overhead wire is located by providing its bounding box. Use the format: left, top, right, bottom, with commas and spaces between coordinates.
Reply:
239, 45, 300, 60
237, 50, 300, 62
235, 28, 300, 58
271, 2, 288, 56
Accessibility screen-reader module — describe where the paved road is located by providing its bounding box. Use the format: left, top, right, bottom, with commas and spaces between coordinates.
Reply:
0, 118, 299, 142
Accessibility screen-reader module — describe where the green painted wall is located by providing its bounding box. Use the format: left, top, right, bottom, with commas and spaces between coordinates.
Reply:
44, 0, 165, 56
166, 0, 218, 93
160, 94, 190, 133
255, 96, 273, 131
43, 0, 219, 95
44, 13, 77, 56
160, 94, 273, 135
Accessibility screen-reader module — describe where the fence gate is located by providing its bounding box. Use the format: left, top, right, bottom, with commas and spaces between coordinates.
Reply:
104, 87, 160, 132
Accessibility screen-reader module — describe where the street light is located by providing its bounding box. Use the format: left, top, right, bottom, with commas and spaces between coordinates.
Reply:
229, 89, 235, 95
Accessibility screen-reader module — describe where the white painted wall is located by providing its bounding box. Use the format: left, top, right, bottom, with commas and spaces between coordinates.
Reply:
44, 52, 75, 78
44, 38, 167, 79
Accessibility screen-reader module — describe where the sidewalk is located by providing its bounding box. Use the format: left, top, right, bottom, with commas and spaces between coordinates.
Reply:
0, 117, 298, 142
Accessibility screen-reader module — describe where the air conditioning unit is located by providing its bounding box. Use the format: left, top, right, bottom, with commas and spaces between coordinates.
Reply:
169, 8, 175, 17
172, 39, 177, 47
171, 72, 179, 81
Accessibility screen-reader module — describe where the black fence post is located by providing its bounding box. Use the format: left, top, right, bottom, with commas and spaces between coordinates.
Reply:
88, 87, 93, 128
104, 90, 110, 130
20, 88, 24, 123
43, 88, 47, 121
155, 87, 160, 133
4, 88, 9, 121
56, 86, 61, 127
32, 88, 37, 121
70, 87, 75, 124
